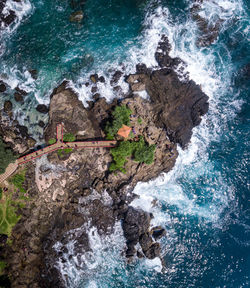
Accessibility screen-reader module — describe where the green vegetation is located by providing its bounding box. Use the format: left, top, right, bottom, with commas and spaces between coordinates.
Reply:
10, 170, 26, 194
109, 136, 156, 173
0, 137, 16, 174
57, 148, 73, 157
0, 170, 29, 236
0, 196, 20, 236
48, 138, 56, 145
0, 188, 2, 200
137, 117, 143, 124
105, 105, 132, 139
63, 133, 76, 142
0, 261, 6, 275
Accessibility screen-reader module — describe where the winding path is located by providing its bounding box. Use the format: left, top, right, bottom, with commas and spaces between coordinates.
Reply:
0, 123, 116, 183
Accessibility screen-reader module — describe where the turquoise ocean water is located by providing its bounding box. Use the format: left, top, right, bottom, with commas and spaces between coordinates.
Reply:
0, 0, 249, 287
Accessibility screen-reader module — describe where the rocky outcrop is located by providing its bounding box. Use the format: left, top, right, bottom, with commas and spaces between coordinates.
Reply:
3, 35, 209, 287
126, 35, 209, 148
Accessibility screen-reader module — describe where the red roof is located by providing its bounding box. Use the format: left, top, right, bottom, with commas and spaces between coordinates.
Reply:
117, 124, 131, 138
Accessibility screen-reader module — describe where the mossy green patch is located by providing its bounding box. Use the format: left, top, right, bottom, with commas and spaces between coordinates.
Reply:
63, 133, 75, 142
48, 138, 56, 145
0, 261, 6, 275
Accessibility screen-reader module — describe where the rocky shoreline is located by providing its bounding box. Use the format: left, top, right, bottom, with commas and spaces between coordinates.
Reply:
0, 35, 208, 287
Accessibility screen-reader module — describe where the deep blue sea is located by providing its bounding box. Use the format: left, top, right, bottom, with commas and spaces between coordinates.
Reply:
0, 0, 249, 287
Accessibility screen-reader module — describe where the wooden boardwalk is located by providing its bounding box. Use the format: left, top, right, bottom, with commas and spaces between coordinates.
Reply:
0, 123, 116, 183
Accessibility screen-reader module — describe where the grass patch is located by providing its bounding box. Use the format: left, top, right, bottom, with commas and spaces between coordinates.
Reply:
105, 105, 132, 139
0, 170, 29, 236
48, 138, 56, 145
0, 198, 20, 236
10, 170, 26, 194
137, 117, 143, 124
109, 136, 156, 173
63, 133, 75, 142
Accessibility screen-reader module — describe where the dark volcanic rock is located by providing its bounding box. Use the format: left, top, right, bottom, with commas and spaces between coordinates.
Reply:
146, 68, 209, 147
155, 35, 184, 69
110, 70, 123, 86
36, 104, 49, 114
126, 36, 209, 148
0, 81, 7, 92
38, 120, 45, 128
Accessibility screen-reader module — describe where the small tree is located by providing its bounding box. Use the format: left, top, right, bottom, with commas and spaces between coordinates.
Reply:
105, 105, 132, 139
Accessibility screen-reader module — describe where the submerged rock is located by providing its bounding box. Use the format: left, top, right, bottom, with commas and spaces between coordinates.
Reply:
69, 10, 84, 23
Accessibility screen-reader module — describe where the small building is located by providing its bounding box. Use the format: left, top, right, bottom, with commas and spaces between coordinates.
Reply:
117, 124, 131, 138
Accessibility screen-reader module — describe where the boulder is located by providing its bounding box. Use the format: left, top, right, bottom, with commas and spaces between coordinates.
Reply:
29, 69, 38, 80
14, 92, 24, 103
0, 81, 7, 92
110, 70, 123, 86
36, 104, 49, 114
4, 100, 12, 113
69, 10, 84, 23
38, 120, 45, 128
98, 76, 105, 83
90, 73, 98, 84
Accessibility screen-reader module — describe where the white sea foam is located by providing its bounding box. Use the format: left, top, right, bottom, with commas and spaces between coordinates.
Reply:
54, 222, 127, 288
1, 0, 32, 33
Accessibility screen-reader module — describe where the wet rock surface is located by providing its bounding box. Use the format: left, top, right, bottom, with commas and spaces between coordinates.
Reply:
3, 35, 209, 287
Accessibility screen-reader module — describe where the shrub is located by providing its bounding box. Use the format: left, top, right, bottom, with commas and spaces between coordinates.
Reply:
105, 105, 132, 138
109, 136, 156, 172
0, 261, 6, 275
48, 138, 56, 145
0, 137, 16, 174
137, 117, 143, 124
57, 148, 73, 157
63, 133, 75, 142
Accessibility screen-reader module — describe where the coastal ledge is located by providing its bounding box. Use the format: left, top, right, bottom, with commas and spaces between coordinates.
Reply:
1, 35, 209, 287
